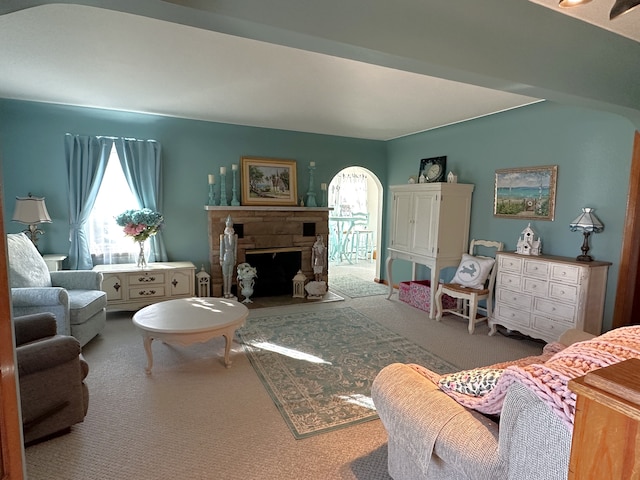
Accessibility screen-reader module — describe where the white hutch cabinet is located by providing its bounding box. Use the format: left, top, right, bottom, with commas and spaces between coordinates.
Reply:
386, 183, 474, 318
489, 252, 611, 342
93, 262, 195, 311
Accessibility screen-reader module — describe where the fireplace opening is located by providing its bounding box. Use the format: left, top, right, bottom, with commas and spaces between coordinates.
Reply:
245, 248, 302, 297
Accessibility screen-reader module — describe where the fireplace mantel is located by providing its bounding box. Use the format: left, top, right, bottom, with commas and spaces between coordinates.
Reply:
205, 206, 331, 212
205, 206, 330, 297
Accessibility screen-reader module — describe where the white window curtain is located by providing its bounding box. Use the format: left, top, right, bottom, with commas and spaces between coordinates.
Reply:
328, 172, 368, 216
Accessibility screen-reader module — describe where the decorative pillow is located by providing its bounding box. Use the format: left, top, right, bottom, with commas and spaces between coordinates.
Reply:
6, 233, 52, 288
450, 254, 495, 289
438, 368, 505, 397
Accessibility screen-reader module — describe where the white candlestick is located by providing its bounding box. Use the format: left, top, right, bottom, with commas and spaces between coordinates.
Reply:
208, 174, 215, 184
309, 161, 315, 167
321, 183, 327, 191
220, 166, 226, 175
232, 164, 238, 171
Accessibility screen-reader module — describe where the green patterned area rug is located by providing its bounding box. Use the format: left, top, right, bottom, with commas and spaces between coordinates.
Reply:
238, 307, 456, 439
329, 274, 390, 298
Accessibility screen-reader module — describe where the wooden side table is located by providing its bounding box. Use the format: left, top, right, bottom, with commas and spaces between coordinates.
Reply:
568, 358, 640, 479
42, 254, 67, 272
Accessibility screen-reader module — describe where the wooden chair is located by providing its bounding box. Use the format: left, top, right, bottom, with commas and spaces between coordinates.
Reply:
435, 239, 504, 334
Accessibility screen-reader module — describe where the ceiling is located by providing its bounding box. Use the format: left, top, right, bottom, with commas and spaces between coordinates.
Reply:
530, 0, 640, 42
0, 1, 639, 141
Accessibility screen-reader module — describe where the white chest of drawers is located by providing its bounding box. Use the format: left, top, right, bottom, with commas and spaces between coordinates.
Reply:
93, 262, 196, 311
489, 252, 611, 343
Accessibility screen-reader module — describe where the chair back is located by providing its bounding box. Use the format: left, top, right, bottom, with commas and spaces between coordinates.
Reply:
7, 233, 52, 288
469, 239, 504, 291
350, 212, 369, 230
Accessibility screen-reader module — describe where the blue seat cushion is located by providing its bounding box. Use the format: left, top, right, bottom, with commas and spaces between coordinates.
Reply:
68, 290, 107, 325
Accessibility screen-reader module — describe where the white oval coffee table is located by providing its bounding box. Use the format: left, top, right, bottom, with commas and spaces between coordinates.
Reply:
132, 297, 249, 373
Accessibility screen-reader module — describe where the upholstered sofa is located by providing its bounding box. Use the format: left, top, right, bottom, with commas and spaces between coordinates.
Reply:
14, 312, 89, 444
371, 327, 640, 480
7, 233, 107, 346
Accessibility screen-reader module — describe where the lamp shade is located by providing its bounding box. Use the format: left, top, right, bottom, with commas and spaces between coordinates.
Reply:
12, 195, 52, 225
569, 207, 603, 233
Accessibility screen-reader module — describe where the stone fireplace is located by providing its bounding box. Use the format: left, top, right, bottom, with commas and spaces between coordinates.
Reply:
206, 206, 330, 297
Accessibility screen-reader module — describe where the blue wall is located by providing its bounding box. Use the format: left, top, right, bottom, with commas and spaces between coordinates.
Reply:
1, 99, 636, 331
0, 99, 387, 271
385, 101, 636, 330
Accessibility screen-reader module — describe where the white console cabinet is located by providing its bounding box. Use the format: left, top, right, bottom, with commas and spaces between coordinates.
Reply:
93, 262, 195, 311
386, 183, 474, 318
489, 252, 611, 343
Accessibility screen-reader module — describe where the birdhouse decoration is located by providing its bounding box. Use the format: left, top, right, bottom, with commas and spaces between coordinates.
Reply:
516, 223, 542, 256
292, 270, 307, 298
196, 265, 211, 297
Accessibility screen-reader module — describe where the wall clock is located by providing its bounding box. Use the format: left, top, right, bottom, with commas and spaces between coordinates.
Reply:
419, 156, 447, 183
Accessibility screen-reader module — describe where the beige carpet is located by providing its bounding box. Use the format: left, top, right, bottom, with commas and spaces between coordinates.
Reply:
24, 294, 543, 480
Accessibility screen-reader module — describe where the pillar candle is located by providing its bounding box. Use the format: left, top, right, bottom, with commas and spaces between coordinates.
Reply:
208, 174, 215, 184
321, 183, 327, 190
232, 164, 238, 171
309, 161, 315, 167
220, 166, 226, 175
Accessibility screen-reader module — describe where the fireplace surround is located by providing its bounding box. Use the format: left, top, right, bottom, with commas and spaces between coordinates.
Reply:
205, 206, 330, 297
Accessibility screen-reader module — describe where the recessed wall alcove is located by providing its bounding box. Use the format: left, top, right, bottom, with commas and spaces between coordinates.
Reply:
205, 206, 330, 297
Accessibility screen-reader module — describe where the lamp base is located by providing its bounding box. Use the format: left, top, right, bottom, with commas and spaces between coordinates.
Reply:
576, 231, 594, 262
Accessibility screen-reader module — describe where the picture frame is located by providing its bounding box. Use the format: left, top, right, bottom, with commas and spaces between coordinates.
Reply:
494, 165, 558, 221
240, 156, 298, 206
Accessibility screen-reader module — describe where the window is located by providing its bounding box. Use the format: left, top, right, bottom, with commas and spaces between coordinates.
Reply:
88, 145, 140, 265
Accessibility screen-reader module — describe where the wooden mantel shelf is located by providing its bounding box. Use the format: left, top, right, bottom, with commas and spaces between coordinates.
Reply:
204, 206, 332, 212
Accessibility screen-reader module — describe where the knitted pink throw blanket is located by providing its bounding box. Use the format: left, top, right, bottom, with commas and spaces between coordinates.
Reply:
410, 326, 640, 430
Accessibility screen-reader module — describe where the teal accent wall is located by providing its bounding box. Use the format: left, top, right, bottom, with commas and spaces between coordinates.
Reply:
385, 101, 636, 330
0, 99, 387, 272
1, 99, 636, 331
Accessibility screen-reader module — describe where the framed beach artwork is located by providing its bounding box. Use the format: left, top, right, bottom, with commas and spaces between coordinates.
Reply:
241, 156, 298, 206
494, 165, 558, 221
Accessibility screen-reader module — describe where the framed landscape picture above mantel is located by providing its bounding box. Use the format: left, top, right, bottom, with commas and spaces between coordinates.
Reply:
494, 165, 558, 221
241, 156, 298, 206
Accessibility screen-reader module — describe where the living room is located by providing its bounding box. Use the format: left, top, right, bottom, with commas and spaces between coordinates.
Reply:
1, 1, 639, 479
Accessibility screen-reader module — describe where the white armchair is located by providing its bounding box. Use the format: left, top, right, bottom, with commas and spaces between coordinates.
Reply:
7, 233, 107, 347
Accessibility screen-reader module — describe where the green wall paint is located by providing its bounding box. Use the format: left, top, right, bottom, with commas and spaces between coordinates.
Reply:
385, 102, 635, 330
1, 99, 635, 331
0, 99, 386, 272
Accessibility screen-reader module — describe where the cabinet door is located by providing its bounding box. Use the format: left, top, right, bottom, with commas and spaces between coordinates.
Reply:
411, 190, 438, 256
390, 191, 413, 252
170, 270, 193, 296
102, 274, 124, 301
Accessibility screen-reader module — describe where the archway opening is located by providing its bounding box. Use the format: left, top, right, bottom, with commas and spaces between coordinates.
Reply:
327, 166, 383, 283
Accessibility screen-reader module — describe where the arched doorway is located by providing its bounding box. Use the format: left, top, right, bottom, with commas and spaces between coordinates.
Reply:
327, 166, 383, 282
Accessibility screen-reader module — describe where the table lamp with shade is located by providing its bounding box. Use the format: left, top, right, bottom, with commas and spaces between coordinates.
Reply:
569, 207, 603, 262
12, 193, 52, 250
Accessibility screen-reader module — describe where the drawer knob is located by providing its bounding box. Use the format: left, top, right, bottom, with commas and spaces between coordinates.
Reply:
561, 272, 566, 276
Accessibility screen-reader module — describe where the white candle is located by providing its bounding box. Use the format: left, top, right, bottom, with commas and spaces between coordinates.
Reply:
232, 164, 238, 171
321, 183, 327, 190
220, 166, 226, 175
208, 174, 215, 184
309, 161, 315, 167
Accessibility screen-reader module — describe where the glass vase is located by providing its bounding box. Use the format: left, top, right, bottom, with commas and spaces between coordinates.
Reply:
137, 241, 147, 269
